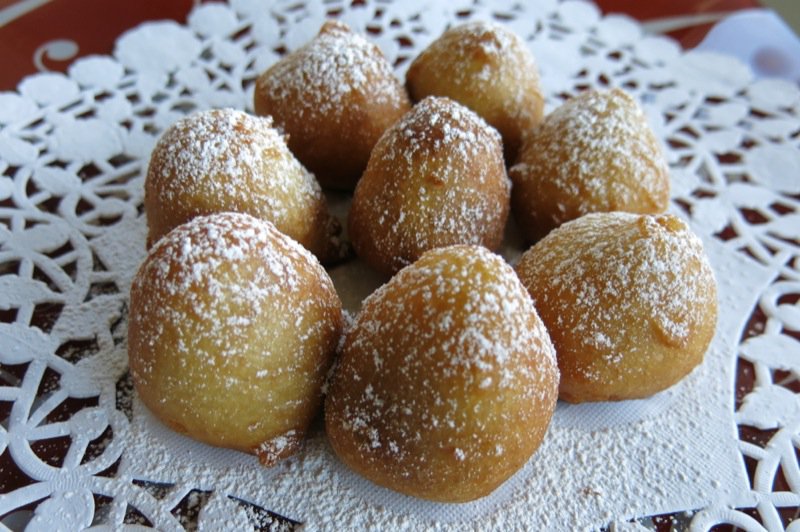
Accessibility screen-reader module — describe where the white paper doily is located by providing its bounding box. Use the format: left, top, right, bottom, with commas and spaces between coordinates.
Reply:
1, 1, 799, 530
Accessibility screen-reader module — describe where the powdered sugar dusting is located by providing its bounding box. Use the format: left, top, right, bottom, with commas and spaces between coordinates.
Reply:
414, 20, 538, 100
516, 212, 716, 386
510, 89, 669, 239
406, 20, 543, 157
136, 212, 312, 306
256, 429, 301, 467
129, 212, 341, 456
144, 108, 334, 257
253, 20, 411, 189
356, 245, 555, 377
327, 245, 558, 496
350, 96, 509, 273
256, 20, 406, 118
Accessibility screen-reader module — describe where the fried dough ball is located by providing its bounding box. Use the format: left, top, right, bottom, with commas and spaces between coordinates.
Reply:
510, 89, 670, 242
349, 96, 510, 275
515, 212, 717, 403
326, 245, 559, 503
144, 108, 345, 264
405, 21, 544, 161
128, 212, 343, 466
254, 20, 411, 190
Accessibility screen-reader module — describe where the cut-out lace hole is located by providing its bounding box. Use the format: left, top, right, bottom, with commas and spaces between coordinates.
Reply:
0, 260, 22, 277
81, 425, 114, 466
90, 494, 114, 526
115, 371, 134, 422
35, 366, 61, 397
85, 281, 119, 301
735, 359, 756, 410
123, 504, 153, 526
94, 457, 121, 479
30, 302, 65, 333
0, 308, 19, 324
0, 401, 13, 430
740, 207, 770, 225
30, 435, 72, 468
714, 223, 738, 242
57, 338, 100, 364
78, 163, 102, 180
31, 264, 64, 292
46, 395, 99, 424
172, 489, 212, 530
0, 451, 37, 495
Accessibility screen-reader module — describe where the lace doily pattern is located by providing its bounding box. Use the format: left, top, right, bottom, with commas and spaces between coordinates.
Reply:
1, 0, 798, 530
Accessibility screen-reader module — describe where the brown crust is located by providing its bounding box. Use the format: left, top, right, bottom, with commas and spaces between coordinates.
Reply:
509, 88, 670, 243
128, 213, 343, 463
406, 21, 544, 162
325, 245, 558, 502
254, 20, 411, 190
515, 212, 718, 403
144, 108, 346, 264
348, 96, 510, 275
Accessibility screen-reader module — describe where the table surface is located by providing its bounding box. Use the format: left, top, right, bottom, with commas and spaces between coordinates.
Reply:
0, 1, 798, 531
